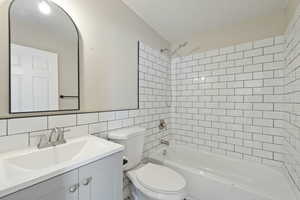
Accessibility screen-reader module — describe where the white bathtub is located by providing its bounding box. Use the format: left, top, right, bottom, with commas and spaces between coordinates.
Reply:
149, 146, 298, 200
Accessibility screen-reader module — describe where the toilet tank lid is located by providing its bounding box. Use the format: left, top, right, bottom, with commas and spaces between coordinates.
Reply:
108, 127, 146, 140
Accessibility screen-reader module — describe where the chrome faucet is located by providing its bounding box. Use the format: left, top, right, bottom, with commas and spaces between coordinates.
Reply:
37, 127, 69, 149
49, 127, 68, 146
37, 134, 52, 149
49, 127, 59, 143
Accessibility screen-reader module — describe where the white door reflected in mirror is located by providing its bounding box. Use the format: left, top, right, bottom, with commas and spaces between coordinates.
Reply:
11, 44, 59, 113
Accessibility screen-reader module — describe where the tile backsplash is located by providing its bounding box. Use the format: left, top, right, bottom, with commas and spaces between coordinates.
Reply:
48, 115, 77, 128
8, 117, 48, 135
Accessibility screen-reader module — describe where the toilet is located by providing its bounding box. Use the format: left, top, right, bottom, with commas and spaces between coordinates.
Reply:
108, 127, 187, 200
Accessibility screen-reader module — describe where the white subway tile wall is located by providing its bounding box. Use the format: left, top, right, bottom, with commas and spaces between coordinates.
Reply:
8, 117, 48, 135
283, 5, 300, 191
0, 42, 171, 158
170, 35, 286, 168
48, 114, 77, 128
77, 113, 99, 125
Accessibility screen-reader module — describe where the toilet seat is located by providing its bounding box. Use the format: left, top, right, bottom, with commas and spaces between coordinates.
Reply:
127, 163, 187, 200
136, 163, 186, 194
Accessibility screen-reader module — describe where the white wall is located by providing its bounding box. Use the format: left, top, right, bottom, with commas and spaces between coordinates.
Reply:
0, 0, 169, 117
287, 0, 300, 23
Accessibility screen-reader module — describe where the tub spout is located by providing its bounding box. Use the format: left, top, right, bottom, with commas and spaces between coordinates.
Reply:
160, 138, 170, 146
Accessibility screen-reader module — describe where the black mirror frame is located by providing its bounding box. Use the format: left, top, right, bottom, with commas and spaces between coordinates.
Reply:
8, 0, 80, 114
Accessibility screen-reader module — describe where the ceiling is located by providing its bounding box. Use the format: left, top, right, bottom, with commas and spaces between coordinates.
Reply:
121, 0, 288, 44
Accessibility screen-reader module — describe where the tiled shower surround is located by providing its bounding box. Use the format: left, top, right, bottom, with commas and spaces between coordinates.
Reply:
170, 36, 286, 167
1, 7, 300, 194
169, 6, 300, 191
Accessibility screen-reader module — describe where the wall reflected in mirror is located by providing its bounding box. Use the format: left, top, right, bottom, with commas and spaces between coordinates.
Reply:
9, 0, 79, 113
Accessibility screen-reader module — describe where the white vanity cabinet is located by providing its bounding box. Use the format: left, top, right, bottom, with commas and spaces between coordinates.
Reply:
1, 152, 123, 200
1, 170, 79, 200
78, 153, 123, 200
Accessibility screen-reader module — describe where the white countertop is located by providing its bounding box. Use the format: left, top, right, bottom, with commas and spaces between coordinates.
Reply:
0, 135, 124, 198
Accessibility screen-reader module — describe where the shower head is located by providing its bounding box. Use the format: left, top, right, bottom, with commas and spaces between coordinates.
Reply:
178, 42, 188, 48
171, 41, 188, 56
160, 48, 170, 53
160, 42, 188, 57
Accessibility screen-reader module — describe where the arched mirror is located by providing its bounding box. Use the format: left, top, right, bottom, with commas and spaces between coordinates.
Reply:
9, 0, 79, 113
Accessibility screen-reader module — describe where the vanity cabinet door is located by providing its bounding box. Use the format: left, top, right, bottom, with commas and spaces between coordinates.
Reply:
1, 170, 79, 200
78, 152, 123, 200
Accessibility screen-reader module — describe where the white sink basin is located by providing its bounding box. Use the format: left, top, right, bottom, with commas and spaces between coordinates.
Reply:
0, 135, 124, 198
5, 140, 87, 170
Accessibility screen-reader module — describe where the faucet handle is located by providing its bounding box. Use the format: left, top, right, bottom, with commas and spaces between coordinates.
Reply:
59, 133, 66, 144
56, 128, 70, 144
37, 134, 51, 149
49, 127, 59, 142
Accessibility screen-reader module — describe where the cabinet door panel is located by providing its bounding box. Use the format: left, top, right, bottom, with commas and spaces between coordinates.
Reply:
1, 170, 79, 200
79, 152, 123, 200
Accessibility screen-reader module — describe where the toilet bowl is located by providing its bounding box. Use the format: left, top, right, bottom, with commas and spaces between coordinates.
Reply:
107, 127, 187, 200
127, 163, 187, 200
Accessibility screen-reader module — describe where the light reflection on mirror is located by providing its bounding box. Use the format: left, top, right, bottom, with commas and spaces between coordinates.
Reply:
38, 1, 51, 15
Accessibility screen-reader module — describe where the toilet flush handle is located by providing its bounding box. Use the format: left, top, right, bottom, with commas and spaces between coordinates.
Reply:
123, 157, 128, 166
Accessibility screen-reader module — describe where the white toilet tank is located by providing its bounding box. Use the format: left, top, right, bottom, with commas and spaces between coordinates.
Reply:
108, 127, 146, 170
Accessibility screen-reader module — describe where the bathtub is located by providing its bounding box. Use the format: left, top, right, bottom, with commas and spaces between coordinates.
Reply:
149, 146, 298, 200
